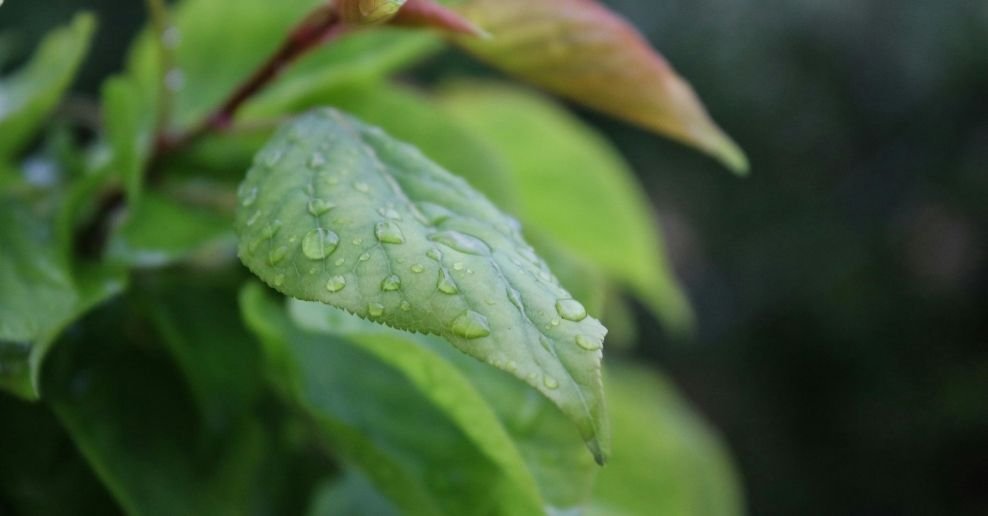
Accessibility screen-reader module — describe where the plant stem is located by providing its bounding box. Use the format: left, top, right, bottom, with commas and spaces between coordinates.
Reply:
157, 4, 347, 154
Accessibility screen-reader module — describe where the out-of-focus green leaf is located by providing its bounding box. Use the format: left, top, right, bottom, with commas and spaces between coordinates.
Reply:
102, 75, 155, 205
236, 109, 609, 459
107, 192, 233, 268
287, 302, 598, 513
451, 0, 747, 173
0, 196, 124, 400
589, 364, 745, 516
0, 13, 95, 159
441, 83, 693, 334
45, 290, 319, 516
307, 473, 400, 516
0, 395, 120, 515
303, 83, 516, 208
240, 284, 543, 515
126, 0, 441, 131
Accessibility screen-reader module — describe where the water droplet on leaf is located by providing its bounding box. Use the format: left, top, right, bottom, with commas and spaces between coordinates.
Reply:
308, 199, 335, 216
241, 187, 258, 207
302, 228, 340, 260
326, 275, 347, 293
381, 274, 402, 291
450, 310, 491, 339
368, 303, 385, 317
555, 299, 587, 321
437, 269, 459, 295
410, 264, 425, 273
375, 221, 405, 244
268, 246, 289, 266
429, 230, 490, 256
576, 335, 602, 351
543, 375, 560, 390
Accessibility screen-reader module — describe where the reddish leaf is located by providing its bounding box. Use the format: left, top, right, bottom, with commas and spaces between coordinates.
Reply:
452, 0, 748, 173
391, 0, 488, 37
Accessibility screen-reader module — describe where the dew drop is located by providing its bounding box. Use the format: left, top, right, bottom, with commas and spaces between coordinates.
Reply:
450, 310, 491, 339
410, 264, 425, 273
246, 210, 262, 227
307, 152, 327, 169
378, 207, 402, 220
352, 238, 364, 246
335, 258, 346, 266
240, 187, 258, 207
308, 199, 335, 217
555, 299, 587, 322
326, 275, 347, 293
507, 288, 524, 312
302, 228, 340, 260
437, 269, 459, 295
543, 375, 560, 390
261, 220, 282, 240
453, 262, 464, 271
576, 335, 602, 351
426, 248, 443, 261
375, 222, 405, 244
353, 181, 370, 193
368, 303, 385, 318
429, 230, 490, 256
359, 253, 371, 262
381, 274, 402, 292
268, 246, 289, 266
273, 273, 286, 287
551, 319, 560, 327
400, 301, 412, 312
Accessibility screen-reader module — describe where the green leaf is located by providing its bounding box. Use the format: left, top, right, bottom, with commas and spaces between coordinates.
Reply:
236, 109, 609, 460
102, 75, 155, 205
301, 83, 517, 209
590, 364, 745, 516
240, 283, 543, 515
440, 83, 693, 334
0, 196, 124, 400
451, 0, 747, 173
0, 13, 96, 159
107, 192, 234, 268
46, 286, 322, 516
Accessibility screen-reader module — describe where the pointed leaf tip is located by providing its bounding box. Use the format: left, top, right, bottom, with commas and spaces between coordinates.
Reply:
451, 0, 748, 173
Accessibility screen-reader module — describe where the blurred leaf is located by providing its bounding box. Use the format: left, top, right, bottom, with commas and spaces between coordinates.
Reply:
306, 83, 516, 208
236, 109, 609, 459
590, 364, 745, 516
0, 196, 124, 400
241, 284, 543, 515
307, 473, 400, 516
441, 83, 693, 334
0, 13, 95, 159
127, 0, 441, 131
287, 302, 598, 513
452, 0, 747, 172
107, 192, 233, 268
102, 75, 155, 205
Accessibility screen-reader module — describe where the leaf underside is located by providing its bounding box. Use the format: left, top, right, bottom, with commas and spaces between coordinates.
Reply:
234, 108, 609, 460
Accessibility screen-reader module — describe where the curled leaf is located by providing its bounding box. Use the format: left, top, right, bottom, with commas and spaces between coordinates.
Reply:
452, 0, 748, 173
235, 108, 610, 461
391, 0, 489, 37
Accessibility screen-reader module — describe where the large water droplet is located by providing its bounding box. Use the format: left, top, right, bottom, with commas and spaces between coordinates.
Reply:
268, 246, 289, 266
368, 303, 385, 318
308, 199, 335, 217
576, 335, 602, 351
429, 230, 490, 256
375, 222, 405, 244
326, 275, 347, 293
450, 310, 491, 339
543, 375, 560, 390
241, 187, 258, 207
555, 299, 587, 322
437, 269, 459, 295
381, 274, 402, 291
302, 228, 340, 260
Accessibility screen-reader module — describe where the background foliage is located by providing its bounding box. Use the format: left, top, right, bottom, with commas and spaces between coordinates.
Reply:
1, 1, 986, 515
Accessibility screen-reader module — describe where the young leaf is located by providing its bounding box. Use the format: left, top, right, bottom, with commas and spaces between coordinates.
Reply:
589, 364, 745, 516
441, 83, 693, 334
241, 284, 544, 515
0, 196, 124, 400
235, 109, 610, 461
102, 75, 156, 205
0, 13, 95, 159
451, 0, 748, 173
339, 0, 408, 26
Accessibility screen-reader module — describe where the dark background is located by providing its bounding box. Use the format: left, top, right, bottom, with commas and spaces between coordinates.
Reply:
2, 1, 986, 515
